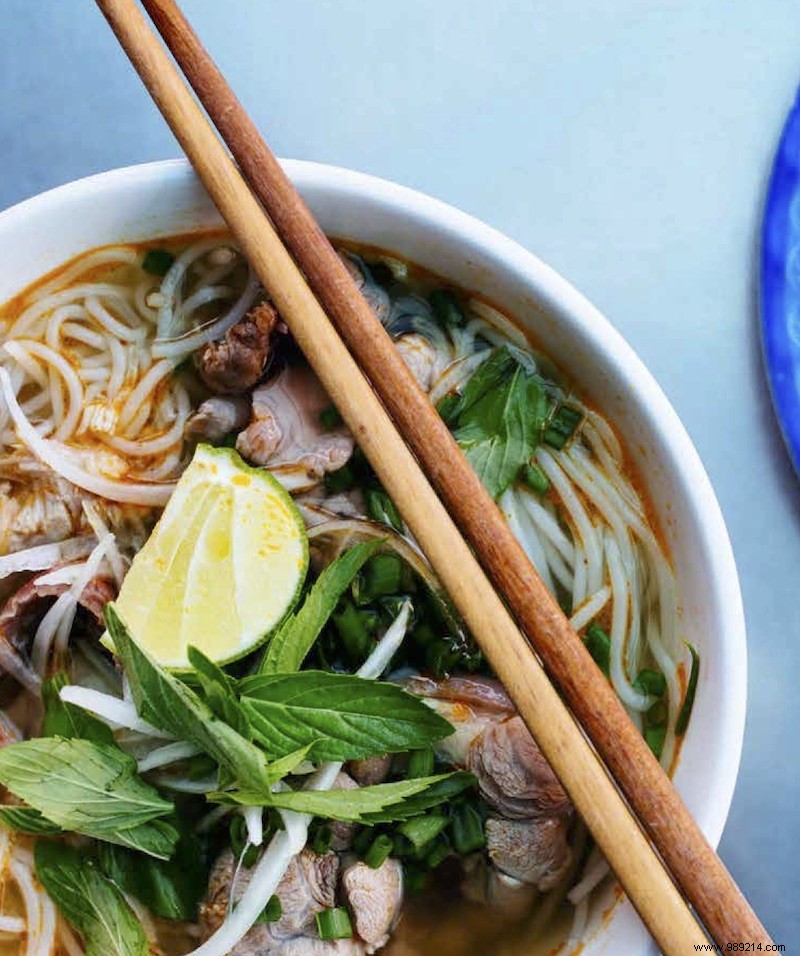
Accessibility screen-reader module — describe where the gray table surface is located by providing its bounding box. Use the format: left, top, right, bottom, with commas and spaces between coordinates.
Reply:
1, 0, 798, 945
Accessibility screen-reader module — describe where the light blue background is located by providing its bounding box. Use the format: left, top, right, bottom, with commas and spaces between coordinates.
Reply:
1, 0, 798, 943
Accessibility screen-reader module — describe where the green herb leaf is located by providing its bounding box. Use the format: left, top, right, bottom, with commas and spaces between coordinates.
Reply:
240, 670, 453, 762
106, 604, 269, 792
212, 771, 474, 824
98, 827, 208, 922
0, 737, 177, 856
187, 646, 252, 740
42, 672, 116, 745
141, 248, 175, 277
35, 841, 148, 956
258, 540, 384, 676
448, 347, 549, 499
0, 805, 63, 835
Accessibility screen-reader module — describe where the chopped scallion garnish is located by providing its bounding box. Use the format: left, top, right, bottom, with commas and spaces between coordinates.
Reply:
544, 404, 582, 449
397, 813, 448, 850
324, 464, 357, 494
255, 895, 282, 924
675, 642, 700, 736
633, 669, 667, 697
363, 834, 394, 869
366, 489, 403, 532
521, 462, 550, 495
645, 724, 666, 759
316, 907, 353, 941
450, 803, 486, 854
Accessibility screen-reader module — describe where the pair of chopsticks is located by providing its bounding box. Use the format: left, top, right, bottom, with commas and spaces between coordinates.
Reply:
93, 1, 769, 951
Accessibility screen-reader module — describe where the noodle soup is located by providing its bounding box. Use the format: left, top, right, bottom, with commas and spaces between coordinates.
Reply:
0, 234, 696, 956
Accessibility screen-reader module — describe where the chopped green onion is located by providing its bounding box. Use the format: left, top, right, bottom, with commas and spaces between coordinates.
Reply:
142, 248, 175, 276
584, 623, 611, 677
675, 642, 700, 736
521, 463, 550, 495
316, 907, 353, 941
544, 404, 582, 450
645, 724, 666, 759
255, 895, 282, 924
365, 489, 403, 532
398, 814, 448, 850
436, 392, 461, 425
354, 554, 404, 603
332, 599, 372, 662
424, 835, 452, 869
406, 748, 435, 779
324, 464, 356, 494
430, 289, 466, 327
363, 834, 394, 869
634, 669, 667, 697
319, 404, 343, 430
647, 699, 668, 727
450, 803, 486, 854
310, 822, 333, 856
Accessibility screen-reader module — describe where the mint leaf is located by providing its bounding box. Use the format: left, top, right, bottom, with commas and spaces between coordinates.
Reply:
448, 346, 549, 500
35, 842, 148, 956
240, 670, 454, 762
42, 672, 116, 745
0, 805, 62, 835
0, 738, 178, 858
98, 827, 208, 921
187, 646, 252, 740
211, 771, 474, 823
106, 604, 269, 793
259, 540, 383, 675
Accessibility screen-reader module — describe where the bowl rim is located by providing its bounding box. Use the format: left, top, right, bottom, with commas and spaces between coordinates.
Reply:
0, 154, 747, 914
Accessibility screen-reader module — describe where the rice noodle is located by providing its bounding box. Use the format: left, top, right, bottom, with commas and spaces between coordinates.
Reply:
137, 740, 202, 773
151, 268, 260, 361
0, 366, 174, 505
59, 685, 172, 738
243, 807, 264, 847
9, 857, 41, 956
569, 586, 611, 633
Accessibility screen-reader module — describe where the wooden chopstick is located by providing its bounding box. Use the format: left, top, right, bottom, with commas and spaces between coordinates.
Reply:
138, 1, 771, 949
94, 0, 766, 951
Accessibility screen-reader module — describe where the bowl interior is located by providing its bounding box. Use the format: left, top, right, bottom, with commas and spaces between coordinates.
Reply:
0, 159, 746, 955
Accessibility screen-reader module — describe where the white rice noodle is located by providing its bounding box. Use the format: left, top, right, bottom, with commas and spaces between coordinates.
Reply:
123, 399, 153, 440
82, 500, 126, 587
568, 898, 590, 945
0, 537, 94, 580
569, 586, 611, 633
84, 295, 143, 344
137, 740, 202, 773
605, 534, 650, 712
571, 542, 588, 609
516, 487, 576, 566
152, 268, 260, 361
31, 592, 77, 675
428, 351, 486, 404
32, 246, 138, 301
59, 685, 172, 738
645, 614, 682, 769
57, 916, 85, 956
568, 848, 610, 906
117, 358, 174, 430
536, 448, 603, 596
176, 284, 234, 324
156, 237, 224, 340
0, 366, 174, 506
38, 891, 57, 956
0, 914, 26, 934
243, 807, 264, 847
9, 856, 42, 956
150, 773, 218, 794
4, 340, 83, 441
499, 489, 556, 595
59, 319, 107, 350
187, 606, 413, 956
466, 298, 530, 349
104, 385, 190, 457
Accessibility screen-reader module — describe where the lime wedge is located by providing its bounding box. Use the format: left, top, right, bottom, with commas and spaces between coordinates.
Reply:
113, 444, 308, 669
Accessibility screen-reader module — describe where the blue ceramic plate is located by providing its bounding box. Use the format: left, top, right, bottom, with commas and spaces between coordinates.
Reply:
761, 88, 800, 474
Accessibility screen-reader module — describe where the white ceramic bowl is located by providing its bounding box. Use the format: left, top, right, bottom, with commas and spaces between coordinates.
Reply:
0, 159, 746, 954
